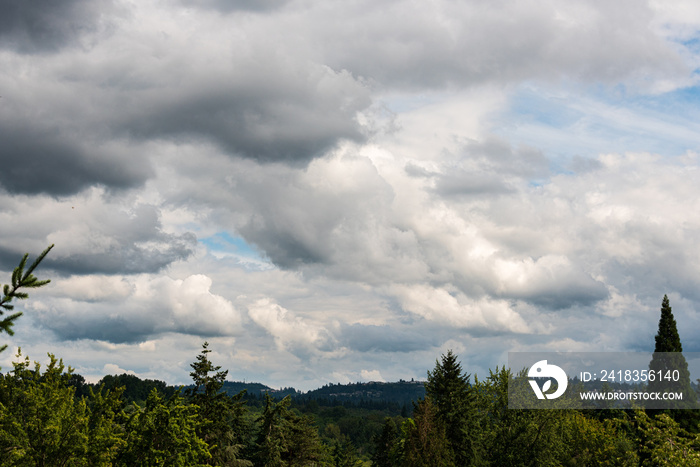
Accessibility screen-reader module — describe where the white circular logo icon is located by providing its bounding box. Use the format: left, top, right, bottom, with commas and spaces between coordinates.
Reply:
528, 360, 568, 400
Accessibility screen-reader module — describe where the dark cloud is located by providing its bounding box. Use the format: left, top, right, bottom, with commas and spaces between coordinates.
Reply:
0, 204, 196, 275
435, 172, 514, 197
338, 323, 440, 353
40, 314, 156, 344
0, 0, 119, 54
34, 296, 226, 344
180, 0, 291, 13
43, 232, 196, 275
0, 124, 152, 195
510, 283, 609, 310
431, 137, 548, 197
122, 66, 370, 164
228, 156, 395, 271
404, 162, 434, 178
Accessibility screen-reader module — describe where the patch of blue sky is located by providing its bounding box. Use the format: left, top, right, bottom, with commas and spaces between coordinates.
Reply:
493, 83, 700, 172
200, 231, 273, 270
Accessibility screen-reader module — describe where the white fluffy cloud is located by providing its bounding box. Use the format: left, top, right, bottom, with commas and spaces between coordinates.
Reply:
247, 298, 333, 356
28, 274, 243, 343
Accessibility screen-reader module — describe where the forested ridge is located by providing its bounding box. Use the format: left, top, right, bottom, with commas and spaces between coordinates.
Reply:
3, 251, 700, 465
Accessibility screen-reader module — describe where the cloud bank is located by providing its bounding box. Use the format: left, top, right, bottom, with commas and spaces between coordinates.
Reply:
2, 0, 700, 390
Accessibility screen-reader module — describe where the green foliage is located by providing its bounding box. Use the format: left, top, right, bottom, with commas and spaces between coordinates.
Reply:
425, 350, 481, 465
252, 393, 332, 466
330, 437, 364, 467
86, 385, 127, 466
0, 245, 53, 355
0, 350, 94, 466
98, 373, 176, 405
474, 366, 567, 466
648, 295, 699, 427
117, 388, 211, 466
635, 410, 700, 466
562, 411, 638, 466
396, 398, 455, 467
473, 366, 639, 466
371, 417, 400, 467
185, 342, 251, 466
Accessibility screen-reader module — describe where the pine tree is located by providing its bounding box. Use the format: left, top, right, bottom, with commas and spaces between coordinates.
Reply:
372, 417, 400, 467
252, 393, 331, 466
185, 342, 251, 466
425, 350, 481, 466
0, 245, 53, 355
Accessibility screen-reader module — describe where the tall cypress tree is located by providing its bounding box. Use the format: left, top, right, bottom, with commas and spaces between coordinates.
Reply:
653, 295, 683, 353
647, 295, 697, 428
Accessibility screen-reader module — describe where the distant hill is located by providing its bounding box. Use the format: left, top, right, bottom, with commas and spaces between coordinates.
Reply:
217, 379, 426, 406
300, 380, 426, 406
207, 379, 427, 406
218, 381, 301, 399
72, 373, 426, 407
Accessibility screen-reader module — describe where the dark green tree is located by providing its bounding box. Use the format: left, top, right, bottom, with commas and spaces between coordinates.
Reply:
648, 295, 697, 422
252, 393, 331, 466
185, 342, 251, 466
330, 437, 363, 467
398, 397, 455, 467
98, 373, 176, 404
653, 295, 684, 353
425, 350, 481, 465
0, 245, 53, 355
371, 417, 400, 467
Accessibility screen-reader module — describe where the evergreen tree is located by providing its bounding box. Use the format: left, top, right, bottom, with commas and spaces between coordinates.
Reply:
0, 245, 53, 355
372, 417, 400, 467
653, 295, 684, 353
398, 398, 455, 467
0, 349, 114, 466
648, 295, 697, 408
252, 393, 331, 466
648, 295, 698, 429
425, 350, 481, 465
117, 388, 211, 466
185, 342, 251, 466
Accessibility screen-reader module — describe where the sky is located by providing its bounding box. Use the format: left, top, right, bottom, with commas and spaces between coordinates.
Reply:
2, 0, 700, 391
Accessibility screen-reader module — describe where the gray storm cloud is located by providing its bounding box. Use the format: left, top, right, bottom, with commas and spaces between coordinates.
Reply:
0, 0, 122, 54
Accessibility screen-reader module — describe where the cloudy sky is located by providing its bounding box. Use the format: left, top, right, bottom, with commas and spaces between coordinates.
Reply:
2, 0, 700, 390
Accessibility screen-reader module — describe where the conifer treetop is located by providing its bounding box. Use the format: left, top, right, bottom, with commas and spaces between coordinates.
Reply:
0, 244, 53, 354
654, 294, 683, 353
